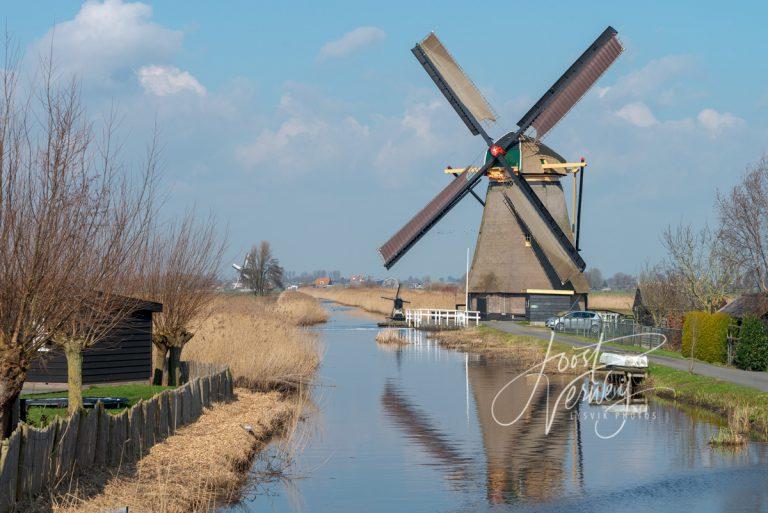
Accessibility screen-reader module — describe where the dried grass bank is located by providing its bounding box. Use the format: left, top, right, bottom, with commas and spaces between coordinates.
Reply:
183, 293, 323, 391
301, 286, 460, 316
40, 390, 297, 513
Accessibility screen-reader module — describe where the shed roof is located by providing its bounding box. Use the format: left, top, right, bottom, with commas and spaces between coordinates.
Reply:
718, 293, 768, 317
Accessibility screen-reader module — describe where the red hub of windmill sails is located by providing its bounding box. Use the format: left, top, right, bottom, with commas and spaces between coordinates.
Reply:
489, 145, 506, 157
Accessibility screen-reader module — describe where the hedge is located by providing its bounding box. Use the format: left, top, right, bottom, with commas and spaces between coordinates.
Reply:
735, 315, 768, 371
681, 311, 731, 364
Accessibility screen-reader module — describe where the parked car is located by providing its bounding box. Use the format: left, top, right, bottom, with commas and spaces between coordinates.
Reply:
546, 311, 602, 334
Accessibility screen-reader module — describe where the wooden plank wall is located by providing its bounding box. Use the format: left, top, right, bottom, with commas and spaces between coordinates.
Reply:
27, 310, 154, 384
0, 364, 234, 512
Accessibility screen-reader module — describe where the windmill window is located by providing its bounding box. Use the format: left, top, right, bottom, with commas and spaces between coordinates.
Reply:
524, 234, 532, 247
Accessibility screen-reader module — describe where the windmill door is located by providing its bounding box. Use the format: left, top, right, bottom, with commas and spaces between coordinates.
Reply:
476, 297, 487, 314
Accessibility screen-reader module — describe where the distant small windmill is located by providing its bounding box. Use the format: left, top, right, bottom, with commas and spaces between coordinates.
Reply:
232, 253, 252, 290
379, 280, 410, 327
378, 27, 624, 321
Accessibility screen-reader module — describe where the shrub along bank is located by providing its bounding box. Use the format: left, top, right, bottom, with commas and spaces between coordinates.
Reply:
735, 315, 768, 371
681, 311, 730, 364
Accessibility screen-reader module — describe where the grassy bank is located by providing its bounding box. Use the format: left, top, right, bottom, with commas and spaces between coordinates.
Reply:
301, 285, 460, 316
647, 363, 768, 437
39, 389, 299, 513
23, 383, 172, 427
183, 292, 323, 391
430, 326, 592, 373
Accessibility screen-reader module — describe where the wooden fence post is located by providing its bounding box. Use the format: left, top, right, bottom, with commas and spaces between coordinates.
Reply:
0, 427, 21, 512
94, 403, 109, 468
107, 411, 129, 468
52, 411, 80, 482
75, 408, 98, 471
128, 403, 143, 461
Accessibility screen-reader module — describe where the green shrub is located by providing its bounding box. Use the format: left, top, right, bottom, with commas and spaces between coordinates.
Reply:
735, 315, 768, 371
681, 311, 731, 364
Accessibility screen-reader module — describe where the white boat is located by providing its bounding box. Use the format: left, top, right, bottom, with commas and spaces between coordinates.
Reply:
599, 352, 648, 369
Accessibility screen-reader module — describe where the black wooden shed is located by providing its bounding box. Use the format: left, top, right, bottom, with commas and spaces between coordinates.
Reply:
27, 299, 163, 384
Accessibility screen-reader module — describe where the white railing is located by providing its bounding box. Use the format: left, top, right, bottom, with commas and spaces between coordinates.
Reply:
405, 308, 481, 328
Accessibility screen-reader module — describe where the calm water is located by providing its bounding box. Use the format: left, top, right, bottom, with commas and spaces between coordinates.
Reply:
228, 304, 768, 513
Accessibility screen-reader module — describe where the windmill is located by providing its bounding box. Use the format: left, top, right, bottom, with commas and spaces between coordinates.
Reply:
232, 253, 252, 290
378, 280, 410, 327
378, 27, 623, 321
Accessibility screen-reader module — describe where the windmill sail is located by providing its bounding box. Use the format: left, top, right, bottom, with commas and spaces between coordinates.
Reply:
378, 168, 488, 269
517, 26, 623, 139
413, 33, 496, 137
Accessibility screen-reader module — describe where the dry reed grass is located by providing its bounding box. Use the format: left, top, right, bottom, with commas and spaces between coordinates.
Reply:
375, 329, 408, 346
589, 292, 634, 312
276, 290, 329, 326
710, 405, 750, 446
431, 328, 545, 368
39, 390, 297, 513
301, 286, 460, 316
183, 294, 322, 392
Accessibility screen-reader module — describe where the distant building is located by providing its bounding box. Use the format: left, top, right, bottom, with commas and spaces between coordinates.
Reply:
314, 276, 332, 288
719, 293, 768, 321
349, 274, 365, 285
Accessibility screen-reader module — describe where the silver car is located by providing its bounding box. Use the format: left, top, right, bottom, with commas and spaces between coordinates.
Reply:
547, 311, 602, 335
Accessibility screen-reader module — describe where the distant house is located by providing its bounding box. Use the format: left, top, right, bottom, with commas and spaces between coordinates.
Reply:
27, 299, 163, 384
632, 288, 653, 326
314, 276, 332, 288
718, 293, 768, 320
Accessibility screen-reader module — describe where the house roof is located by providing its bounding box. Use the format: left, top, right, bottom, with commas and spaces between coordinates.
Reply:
718, 293, 768, 317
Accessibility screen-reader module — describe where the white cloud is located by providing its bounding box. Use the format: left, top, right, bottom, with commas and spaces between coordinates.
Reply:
138, 65, 206, 96
615, 102, 658, 127
697, 108, 744, 133
603, 55, 695, 102
318, 26, 386, 62
35, 0, 182, 88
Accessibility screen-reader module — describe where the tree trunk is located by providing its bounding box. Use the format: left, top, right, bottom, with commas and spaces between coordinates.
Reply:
64, 342, 84, 415
0, 348, 27, 439
168, 346, 182, 386
152, 343, 168, 386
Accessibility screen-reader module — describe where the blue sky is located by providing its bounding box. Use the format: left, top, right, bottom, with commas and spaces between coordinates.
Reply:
7, 0, 768, 281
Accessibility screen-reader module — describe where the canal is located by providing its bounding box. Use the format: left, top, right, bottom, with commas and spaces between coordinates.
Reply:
230, 304, 768, 513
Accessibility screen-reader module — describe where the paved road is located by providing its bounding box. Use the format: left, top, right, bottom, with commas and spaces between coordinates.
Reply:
486, 320, 768, 392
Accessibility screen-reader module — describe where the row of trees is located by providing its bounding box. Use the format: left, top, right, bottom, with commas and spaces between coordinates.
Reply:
583, 269, 637, 291
638, 157, 768, 326
0, 45, 224, 436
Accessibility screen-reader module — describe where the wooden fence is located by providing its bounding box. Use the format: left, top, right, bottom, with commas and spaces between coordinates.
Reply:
0, 363, 233, 512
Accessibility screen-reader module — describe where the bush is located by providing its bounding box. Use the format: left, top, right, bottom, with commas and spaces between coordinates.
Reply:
681, 311, 731, 364
735, 315, 768, 371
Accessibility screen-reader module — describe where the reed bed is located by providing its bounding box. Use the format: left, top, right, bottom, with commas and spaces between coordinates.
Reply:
301, 286, 460, 316
183, 294, 323, 392
589, 292, 634, 312
42, 390, 297, 513
710, 405, 750, 446
276, 290, 329, 326
375, 329, 408, 346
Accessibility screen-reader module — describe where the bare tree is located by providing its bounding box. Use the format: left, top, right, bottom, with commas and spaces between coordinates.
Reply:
138, 212, 225, 386
661, 223, 734, 312
0, 41, 156, 435
49, 124, 157, 414
243, 241, 284, 295
717, 156, 768, 291
637, 263, 691, 326
584, 268, 605, 290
